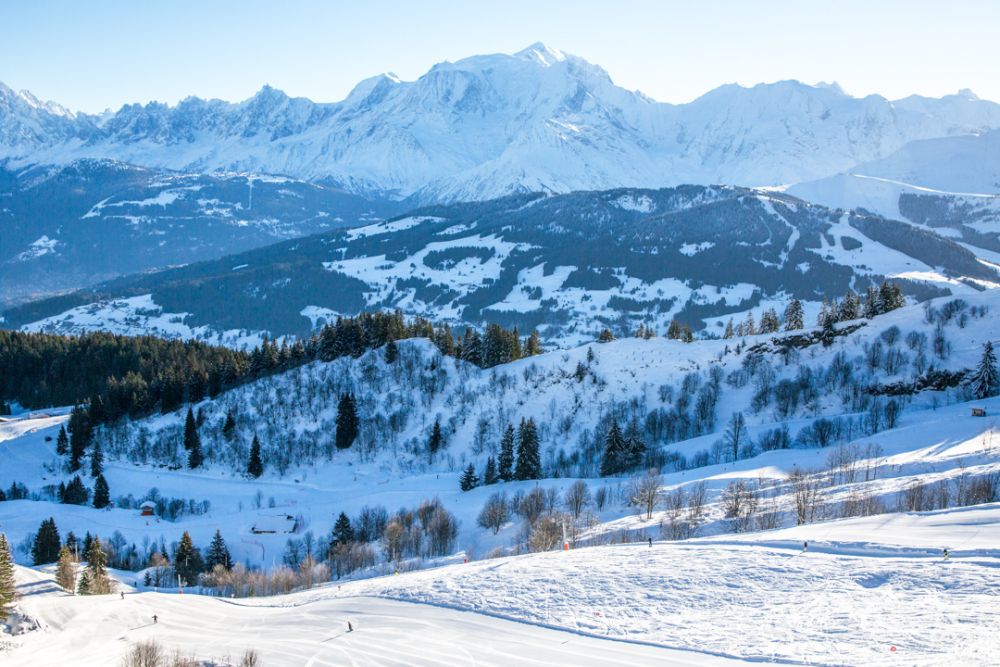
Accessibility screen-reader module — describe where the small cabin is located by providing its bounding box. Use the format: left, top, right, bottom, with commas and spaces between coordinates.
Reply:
251, 514, 298, 535
971, 407, 987, 417
140, 501, 157, 517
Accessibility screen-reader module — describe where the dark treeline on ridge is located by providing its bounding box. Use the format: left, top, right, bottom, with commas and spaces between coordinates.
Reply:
0, 312, 542, 424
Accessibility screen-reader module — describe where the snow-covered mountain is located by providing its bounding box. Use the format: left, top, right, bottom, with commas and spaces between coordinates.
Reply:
7, 186, 997, 346
788, 129, 1000, 218
0, 159, 396, 306
3, 44, 1000, 202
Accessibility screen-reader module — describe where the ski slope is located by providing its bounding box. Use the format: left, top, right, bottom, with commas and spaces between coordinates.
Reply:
6, 504, 999, 666
6, 566, 735, 667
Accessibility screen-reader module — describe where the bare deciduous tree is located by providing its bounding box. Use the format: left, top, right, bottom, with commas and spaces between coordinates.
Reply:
563, 480, 591, 520
630, 469, 662, 520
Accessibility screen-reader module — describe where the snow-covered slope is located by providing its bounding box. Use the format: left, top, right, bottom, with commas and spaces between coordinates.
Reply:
0, 159, 395, 307
3, 292, 1000, 664
3, 46, 1000, 202
789, 129, 1000, 218
7, 186, 996, 345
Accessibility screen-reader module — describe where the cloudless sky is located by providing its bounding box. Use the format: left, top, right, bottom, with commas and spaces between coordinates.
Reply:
2, 0, 998, 113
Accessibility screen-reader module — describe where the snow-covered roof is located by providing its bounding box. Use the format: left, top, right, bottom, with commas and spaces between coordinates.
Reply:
251, 514, 297, 534
139, 500, 156, 508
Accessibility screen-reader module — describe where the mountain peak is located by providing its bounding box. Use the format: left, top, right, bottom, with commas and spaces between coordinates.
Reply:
515, 42, 567, 66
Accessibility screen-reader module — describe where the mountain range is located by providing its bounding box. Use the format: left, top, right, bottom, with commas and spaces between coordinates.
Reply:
3, 43, 1000, 204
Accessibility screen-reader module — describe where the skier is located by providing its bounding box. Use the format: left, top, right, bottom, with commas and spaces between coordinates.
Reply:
803, 541, 808, 552
153, 614, 158, 624
943, 548, 950, 560
120, 591, 125, 600
648, 537, 653, 548
347, 621, 354, 633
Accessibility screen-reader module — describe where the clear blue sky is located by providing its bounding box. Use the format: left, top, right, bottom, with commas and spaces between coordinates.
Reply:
2, 0, 997, 113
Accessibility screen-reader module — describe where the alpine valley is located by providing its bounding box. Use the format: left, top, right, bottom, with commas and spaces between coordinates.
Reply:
2, 39, 1000, 667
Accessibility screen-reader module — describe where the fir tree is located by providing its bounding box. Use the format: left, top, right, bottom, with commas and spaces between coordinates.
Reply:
514, 418, 541, 481
427, 418, 444, 457
222, 410, 237, 441
838, 291, 860, 321
76, 571, 90, 595
55, 545, 76, 593
32, 518, 61, 565
89, 441, 104, 478
971, 341, 1000, 399
525, 330, 543, 356
92, 474, 110, 509
247, 434, 264, 478
183, 407, 200, 452
173, 532, 203, 587
783, 299, 804, 331
483, 456, 498, 485
459, 463, 480, 491
332, 512, 354, 547
384, 339, 399, 364
61, 475, 89, 505
723, 319, 735, 339
68, 405, 91, 472
55, 425, 69, 456
597, 328, 615, 343
84, 536, 111, 595
863, 286, 880, 319
497, 424, 515, 482
205, 530, 232, 571
600, 421, 627, 476
759, 308, 781, 334
187, 432, 204, 469
0, 533, 16, 621
335, 393, 359, 450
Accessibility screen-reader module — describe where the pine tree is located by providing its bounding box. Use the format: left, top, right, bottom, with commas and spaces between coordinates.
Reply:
759, 308, 780, 334
600, 421, 627, 476
68, 405, 91, 472
427, 418, 444, 457
497, 424, 515, 482
525, 330, 543, 356
92, 474, 110, 509
723, 319, 735, 339
222, 410, 237, 441
55, 545, 76, 593
84, 536, 111, 595
597, 328, 615, 343
332, 512, 354, 547
56, 426, 69, 456
89, 441, 104, 478
514, 418, 541, 481
863, 286, 880, 319
32, 518, 61, 565
384, 339, 399, 364
0, 533, 16, 621
838, 291, 860, 321
483, 456, 498, 485
205, 530, 232, 571
247, 434, 264, 478
971, 341, 1000, 399
60, 475, 89, 505
173, 532, 203, 587
783, 299, 804, 331
335, 393, 359, 450
187, 432, 204, 469
183, 407, 200, 452
76, 571, 90, 595
459, 463, 480, 491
